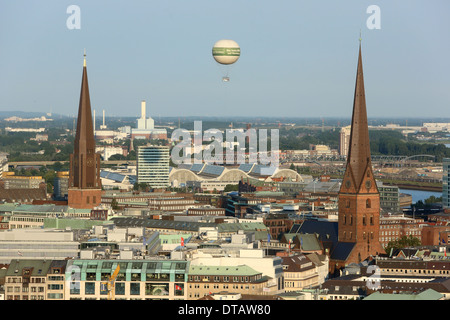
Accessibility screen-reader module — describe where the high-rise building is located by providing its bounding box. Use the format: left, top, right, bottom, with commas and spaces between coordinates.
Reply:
68, 53, 102, 209
443, 158, 450, 210
137, 145, 170, 188
339, 125, 351, 156
330, 42, 385, 273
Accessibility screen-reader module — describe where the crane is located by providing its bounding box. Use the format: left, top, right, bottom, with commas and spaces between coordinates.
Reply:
101, 264, 120, 300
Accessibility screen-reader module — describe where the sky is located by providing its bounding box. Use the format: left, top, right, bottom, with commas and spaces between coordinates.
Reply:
0, 0, 449, 119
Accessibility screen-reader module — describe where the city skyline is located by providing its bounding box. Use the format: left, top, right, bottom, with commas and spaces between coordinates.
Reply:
0, 1, 449, 119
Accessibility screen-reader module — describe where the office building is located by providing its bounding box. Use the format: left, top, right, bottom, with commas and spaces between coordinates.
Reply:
377, 182, 400, 213
137, 145, 170, 188
339, 125, 351, 157
443, 158, 450, 210
64, 259, 189, 300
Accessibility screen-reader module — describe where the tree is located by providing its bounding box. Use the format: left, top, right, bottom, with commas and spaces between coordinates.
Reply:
385, 235, 421, 254
111, 198, 119, 210
424, 195, 442, 205
109, 154, 126, 160
133, 182, 148, 191
223, 184, 239, 192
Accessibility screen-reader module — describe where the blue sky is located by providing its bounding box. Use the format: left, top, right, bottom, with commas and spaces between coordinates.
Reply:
0, 0, 449, 119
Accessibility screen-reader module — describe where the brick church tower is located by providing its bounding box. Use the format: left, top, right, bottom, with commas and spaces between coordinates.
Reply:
68, 53, 102, 209
330, 42, 385, 273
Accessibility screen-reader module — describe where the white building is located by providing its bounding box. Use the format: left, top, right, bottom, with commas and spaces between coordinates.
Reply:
423, 122, 450, 133
189, 249, 284, 295
131, 100, 167, 140
0, 152, 9, 177
96, 146, 127, 161
339, 125, 351, 156
0, 229, 79, 263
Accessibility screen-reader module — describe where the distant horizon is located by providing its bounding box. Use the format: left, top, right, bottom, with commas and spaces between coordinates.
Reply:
1, 110, 450, 124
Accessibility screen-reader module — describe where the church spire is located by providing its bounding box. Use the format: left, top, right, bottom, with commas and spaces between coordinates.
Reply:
342, 42, 374, 192
330, 42, 385, 273
74, 50, 95, 162
68, 51, 102, 209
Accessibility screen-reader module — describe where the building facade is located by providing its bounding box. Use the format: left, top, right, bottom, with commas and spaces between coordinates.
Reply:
443, 158, 450, 209
379, 214, 423, 247
64, 259, 188, 300
378, 183, 400, 213
4, 259, 53, 300
281, 253, 326, 291
137, 145, 170, 188
187, 264, 269, 299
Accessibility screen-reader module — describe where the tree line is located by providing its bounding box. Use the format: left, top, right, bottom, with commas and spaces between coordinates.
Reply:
279, 128, 450, 161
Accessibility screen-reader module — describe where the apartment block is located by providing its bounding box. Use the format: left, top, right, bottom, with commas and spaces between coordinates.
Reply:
187, 264, 269, 299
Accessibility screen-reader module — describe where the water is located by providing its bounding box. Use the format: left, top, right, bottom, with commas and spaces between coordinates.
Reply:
399, 188, 442, 204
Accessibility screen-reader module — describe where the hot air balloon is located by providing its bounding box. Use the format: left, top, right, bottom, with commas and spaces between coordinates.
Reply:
212, 39, 240, 82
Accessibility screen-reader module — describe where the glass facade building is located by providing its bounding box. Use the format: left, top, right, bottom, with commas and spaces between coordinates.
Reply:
443, 158, 450, 209
137, 145, 170, 188
65, 259, 189, 300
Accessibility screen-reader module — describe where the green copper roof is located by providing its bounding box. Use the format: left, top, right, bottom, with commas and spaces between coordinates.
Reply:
364, 289, 444, 300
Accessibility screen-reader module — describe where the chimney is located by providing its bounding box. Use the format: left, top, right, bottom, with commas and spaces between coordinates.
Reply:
141, 100, 146, 120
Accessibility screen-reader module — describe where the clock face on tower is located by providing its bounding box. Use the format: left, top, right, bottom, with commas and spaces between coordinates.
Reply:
345, 180, 351, 189
86, 157, 94, 167
365, 180, 372, 190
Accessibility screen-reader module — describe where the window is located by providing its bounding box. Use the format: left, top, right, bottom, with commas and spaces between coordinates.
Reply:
130, 283, 140, 295
70, 282, 80, 295
115, 283, 125, 295
366, 199, 371, 208
131, 273, 141, 281
175, 273, 184, 281
48, 284, 63, 290
86, 273, 96, 281
85, 282, 95, 295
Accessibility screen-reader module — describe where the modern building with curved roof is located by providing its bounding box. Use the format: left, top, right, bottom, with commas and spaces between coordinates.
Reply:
169, 163, 304, 187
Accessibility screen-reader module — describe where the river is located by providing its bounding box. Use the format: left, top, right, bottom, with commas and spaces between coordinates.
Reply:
399, 188, 442, 204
